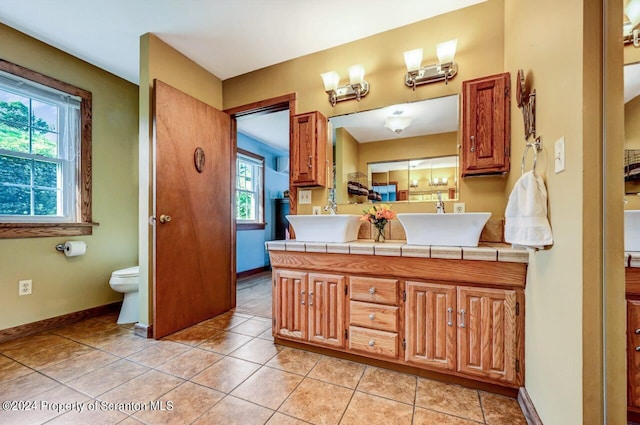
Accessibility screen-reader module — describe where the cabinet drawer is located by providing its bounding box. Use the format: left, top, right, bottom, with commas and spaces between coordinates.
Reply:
350, 301, 398, 332
350, 276, 398, 305
348, 326, 398, 359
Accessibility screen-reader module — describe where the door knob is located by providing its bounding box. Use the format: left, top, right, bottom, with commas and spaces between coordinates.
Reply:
159, 214, 172, 224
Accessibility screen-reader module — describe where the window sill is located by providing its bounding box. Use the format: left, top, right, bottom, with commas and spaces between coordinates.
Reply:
0, 222, 99, 239
237, 223, 266, 231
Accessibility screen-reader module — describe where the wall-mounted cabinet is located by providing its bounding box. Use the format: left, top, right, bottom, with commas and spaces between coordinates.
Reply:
291, 111, 329, 187
461, 72, 511, 176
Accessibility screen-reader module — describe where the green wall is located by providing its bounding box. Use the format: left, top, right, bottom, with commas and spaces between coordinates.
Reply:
0, 23, 139, 330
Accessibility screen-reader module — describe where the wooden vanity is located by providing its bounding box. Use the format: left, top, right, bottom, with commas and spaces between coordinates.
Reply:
267, 241, 528, 390
627, 258, 640, 422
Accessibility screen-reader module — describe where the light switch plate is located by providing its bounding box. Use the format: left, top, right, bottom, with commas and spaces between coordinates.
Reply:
555, 137, 565, 174
298, 190, 312, 205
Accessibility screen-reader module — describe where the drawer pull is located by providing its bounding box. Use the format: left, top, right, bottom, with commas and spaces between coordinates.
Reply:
636, 328, 640, 335
636, 346, 640, 352
460, 309, 466, 328
369, 287, 376, 295
369, 313, 375, 320
447, 307, 453, 326
301, 290, 305, 305
309, 291, 314, 306
368, 340, 375, 347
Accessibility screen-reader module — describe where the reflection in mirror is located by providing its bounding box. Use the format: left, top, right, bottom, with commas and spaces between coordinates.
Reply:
625, 62, 640, 195
330, 94, 459, 205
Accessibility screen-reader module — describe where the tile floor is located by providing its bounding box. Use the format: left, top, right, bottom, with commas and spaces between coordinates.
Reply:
0, 310, 527, 424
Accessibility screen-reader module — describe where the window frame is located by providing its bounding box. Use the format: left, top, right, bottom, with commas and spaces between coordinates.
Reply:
0, 59, 93, 238
236, 148, 265, 231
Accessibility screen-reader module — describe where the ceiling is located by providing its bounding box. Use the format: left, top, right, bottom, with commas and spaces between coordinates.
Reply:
0, 0, 485, 84
625, 61, 640, 103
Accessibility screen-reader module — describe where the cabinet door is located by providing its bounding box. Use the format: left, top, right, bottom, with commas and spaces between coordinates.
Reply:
405, 281, 456, 370
308, 273, 345, 348
291, 111, 327, 187
274, 270, 307, 341
461, 72, 510, 176
457, 286, 517, 384
629, 300, 640, 408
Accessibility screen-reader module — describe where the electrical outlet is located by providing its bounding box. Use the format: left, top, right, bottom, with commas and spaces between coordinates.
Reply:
19, 280, 32, 296
453, 203, 465, 214
298, 190, 312, 205
312, 206, 321, 215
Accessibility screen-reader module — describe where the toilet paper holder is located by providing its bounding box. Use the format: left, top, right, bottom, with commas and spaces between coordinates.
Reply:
55, 243, 66, 251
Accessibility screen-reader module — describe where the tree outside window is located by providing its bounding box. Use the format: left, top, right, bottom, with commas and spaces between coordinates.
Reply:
236, 149, 265, 230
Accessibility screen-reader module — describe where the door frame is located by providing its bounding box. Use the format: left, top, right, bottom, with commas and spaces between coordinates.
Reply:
225, 93, 297, 307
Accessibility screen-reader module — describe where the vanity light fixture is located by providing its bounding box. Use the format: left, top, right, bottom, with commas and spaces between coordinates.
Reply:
410, 179, 419, 188
320, 64, 370, 107
429, 177, 448, 187
404, 39, 458, 90
625, 0, 640, 47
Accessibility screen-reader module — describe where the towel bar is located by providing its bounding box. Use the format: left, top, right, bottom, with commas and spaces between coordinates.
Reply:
521, 137, 543, 175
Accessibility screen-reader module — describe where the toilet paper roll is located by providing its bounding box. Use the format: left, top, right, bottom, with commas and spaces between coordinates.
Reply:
64, 241, 87, 257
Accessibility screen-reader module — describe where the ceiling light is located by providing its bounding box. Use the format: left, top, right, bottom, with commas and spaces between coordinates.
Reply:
404, 39, 458, 89
320, 65, 370, 107
384, 116, 413, 134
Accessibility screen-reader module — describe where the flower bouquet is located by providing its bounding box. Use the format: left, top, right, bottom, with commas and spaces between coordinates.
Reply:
361, 204, 396, 243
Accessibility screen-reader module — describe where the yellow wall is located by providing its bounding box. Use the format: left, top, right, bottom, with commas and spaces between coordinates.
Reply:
138, 34, 223, 325
0, 24, 139, 330
335, 128, 360, 204
223, 0, 506, 216
625, 95, 640, 201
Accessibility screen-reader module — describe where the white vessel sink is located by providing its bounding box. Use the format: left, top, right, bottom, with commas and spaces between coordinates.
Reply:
397, 212, 491, 247
286, 214, 361, 243
625, 210, 640, 252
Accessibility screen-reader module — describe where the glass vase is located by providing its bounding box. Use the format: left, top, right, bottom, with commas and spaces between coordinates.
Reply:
374, 226, 386, 243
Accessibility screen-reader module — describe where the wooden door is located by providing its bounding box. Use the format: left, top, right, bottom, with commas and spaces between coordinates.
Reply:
153, 80, 233, 339
461, 72, 510, 176
629, 300, 640, 408
307, 273, 345, 348
274, 270, 308, 341
457, 286, 517, 384
405, 281, 456, 370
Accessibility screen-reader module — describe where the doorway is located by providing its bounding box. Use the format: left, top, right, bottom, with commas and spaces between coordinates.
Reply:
226, 94, 296, 317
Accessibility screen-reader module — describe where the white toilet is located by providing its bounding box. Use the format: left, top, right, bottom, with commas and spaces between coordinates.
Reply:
109, 266, 139, 324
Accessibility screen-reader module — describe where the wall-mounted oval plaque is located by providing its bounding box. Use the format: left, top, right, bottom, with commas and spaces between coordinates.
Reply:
194, 147, 205, 173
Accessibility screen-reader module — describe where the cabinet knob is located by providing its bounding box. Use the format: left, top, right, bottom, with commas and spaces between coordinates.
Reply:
369, 287, 376, 295
636, 346, 640, 352
369, 313, 375, 320
368, 340, 375, 347
636, 328, 640, 335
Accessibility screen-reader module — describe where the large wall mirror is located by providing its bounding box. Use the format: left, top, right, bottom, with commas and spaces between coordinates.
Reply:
330, 94, 460, 205
625, 62, 640, 195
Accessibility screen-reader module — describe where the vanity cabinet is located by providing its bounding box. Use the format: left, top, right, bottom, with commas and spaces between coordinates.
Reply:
461, 72, 511, 176
628, 299, 640, 410
273, 269, 345, 348
291, 111, 328, 187
269, 250, 526, 389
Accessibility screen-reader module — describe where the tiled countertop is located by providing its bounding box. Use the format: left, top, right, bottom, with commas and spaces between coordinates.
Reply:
266, 240, 529, 264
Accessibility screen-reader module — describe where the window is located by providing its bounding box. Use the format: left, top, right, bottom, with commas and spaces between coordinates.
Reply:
236, 149, 265, 230
0, 60, 92, 238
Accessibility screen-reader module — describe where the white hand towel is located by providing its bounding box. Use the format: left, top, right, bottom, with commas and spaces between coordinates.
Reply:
504, 171, 553, 250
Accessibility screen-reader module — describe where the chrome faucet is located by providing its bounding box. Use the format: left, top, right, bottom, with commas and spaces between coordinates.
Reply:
324, 201, 338, 215
435, 191, 445, 214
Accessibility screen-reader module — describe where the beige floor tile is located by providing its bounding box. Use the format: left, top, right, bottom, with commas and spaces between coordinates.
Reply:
98, 369, 184, 413
0, 372, 59, 399
47, 401, 129, 425
163, 323, 223, 346
266, 412, 309, 425
134, 381, 224, 424
193, 395, 274, 425
14, 340, 95, 369
257, 329, 275, 341
279, 378, 353, 425
63, 326, 129, 346
0, 383, 89, 425
0, 333, 69, 354
414, 378, 483, 422
126, 339, 191, 367
202, 313, 250, 330
265, 347, 321, 375
308, 357, 365, 389
92, 332, 155, 357
228, 318, 273, 336
191, 356, 261, 393
0, 355, 33, 382
480, 391, 527, 425
199, 331, 253, 355
340, 391, 413, 425
40, 349, 119, 382
231, 366, 303, 409
156, 347, 223, 379
118, 417, 145, 424
229, 338, 283, 364
356, 367, 416, 404
66, 359, 149, 397
413, 407, 482, 425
